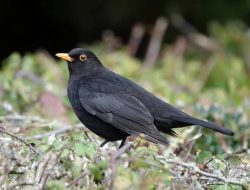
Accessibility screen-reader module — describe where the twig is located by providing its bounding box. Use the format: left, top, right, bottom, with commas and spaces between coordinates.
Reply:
40, 151, 63, 190
197, 56, 218, 92
143, 17, 168, 67
0, 114, 46, 123
41, 170, 50, 189
67, 172, 88, 187
184, 128, 201, 161
29, 124, 83, 139
183, 140, 196, 161
109, 142, 133, 189
0, 127, 40, 155
10, 183, 34, 190
164, 159, 245, 187
113, 142, 133, 159
170, 14, 219, 51
128, 23, 145, 56
84, 131, 93, 141
224, 148, 248, 160
173, 36, 187, 59
172, 182, 176, 190
38, 155, 52, 183
203, 157, 214, 166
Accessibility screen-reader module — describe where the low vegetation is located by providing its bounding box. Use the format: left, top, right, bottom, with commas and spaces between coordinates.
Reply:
0, 22, 249, 189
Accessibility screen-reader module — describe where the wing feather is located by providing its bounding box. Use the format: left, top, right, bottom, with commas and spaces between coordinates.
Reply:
79, 88, 168, 145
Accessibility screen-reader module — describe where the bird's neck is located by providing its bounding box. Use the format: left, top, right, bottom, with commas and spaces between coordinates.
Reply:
68, 65, 105, 80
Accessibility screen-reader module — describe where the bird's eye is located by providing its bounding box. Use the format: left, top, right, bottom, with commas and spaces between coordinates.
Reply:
79, 54, 87, 61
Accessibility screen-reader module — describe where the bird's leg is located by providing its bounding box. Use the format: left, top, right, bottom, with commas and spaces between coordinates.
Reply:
118, 138, 127, 148
99, 139, 109, 147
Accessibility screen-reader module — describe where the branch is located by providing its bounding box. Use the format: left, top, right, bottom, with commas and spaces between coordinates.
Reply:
10, 183, 34, 190
67, 172, 88, 187
29, 124, 83, 139
40, 151, 63, 189
170, 14, 220, 51
163, 159, 245, 187
113, 142, 133, 159
0, 126, 40, 155
128, 23, 145, 56
143, 17, 168, 67
108, 142, 133, 189
184, 128, 201, 161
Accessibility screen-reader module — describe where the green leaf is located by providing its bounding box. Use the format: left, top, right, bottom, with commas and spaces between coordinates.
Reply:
45, 181, 67, 190
226, 155, 243, 167
196, 151, 213, 164
61, 149, 70, 159
73, 143, 96, 159
89, 160, 107, 182
71, 157, 82, 178
52, 138, 64, 151
129, 158, 150, 170
71, 133, 86, 142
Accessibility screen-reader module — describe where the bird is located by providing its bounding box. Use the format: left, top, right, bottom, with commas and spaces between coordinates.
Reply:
56, 48, 234, 148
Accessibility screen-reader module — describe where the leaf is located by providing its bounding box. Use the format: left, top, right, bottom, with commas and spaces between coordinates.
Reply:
73, 143, 96, 159
196, 151, 213, 164
89, 160, 107, 182
71, 157, 82, 178
62, 156, 82, 178
129, 158, 150, 170
46, 181, 67, 190
52, 138, 64, 151
227, 155, 243, 167
71, 133, 85, 142
61, 149, 70, 159
113, 169, 133, 190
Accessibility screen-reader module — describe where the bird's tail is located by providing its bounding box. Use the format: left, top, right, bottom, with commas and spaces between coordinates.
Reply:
172, 116, 234, 136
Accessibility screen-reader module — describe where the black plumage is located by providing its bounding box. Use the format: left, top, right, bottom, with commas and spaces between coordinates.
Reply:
56, 48, 234, 147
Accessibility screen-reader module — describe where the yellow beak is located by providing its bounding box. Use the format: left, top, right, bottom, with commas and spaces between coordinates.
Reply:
55, 53, 74, 62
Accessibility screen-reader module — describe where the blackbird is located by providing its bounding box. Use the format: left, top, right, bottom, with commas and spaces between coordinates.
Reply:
56, 48, 234, 147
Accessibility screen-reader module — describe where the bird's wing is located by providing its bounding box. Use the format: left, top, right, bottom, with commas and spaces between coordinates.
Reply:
78, 88, 168, 145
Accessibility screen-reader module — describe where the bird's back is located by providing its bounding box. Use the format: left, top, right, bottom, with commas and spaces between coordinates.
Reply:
77, 68, 188, 119
78, 68, 233, 136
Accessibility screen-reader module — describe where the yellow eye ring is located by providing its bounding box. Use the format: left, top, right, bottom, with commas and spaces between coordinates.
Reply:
79, 54, 87, 61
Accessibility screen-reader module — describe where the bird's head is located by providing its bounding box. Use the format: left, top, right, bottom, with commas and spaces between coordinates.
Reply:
56, 48, 102, 75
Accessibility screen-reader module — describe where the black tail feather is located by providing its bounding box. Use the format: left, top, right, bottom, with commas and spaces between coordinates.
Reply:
171, 116, 234, 136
